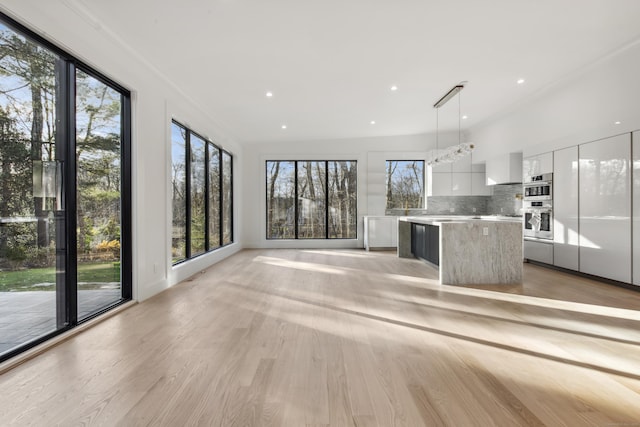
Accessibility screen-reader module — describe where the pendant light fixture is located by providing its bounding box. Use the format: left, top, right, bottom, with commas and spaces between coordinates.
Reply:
428, 82, 474, 165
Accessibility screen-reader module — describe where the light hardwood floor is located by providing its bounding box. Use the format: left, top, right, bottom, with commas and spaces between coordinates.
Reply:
1, 249, 640, 426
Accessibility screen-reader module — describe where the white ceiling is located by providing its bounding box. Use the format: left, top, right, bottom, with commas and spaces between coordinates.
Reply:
77, 0, 640, 144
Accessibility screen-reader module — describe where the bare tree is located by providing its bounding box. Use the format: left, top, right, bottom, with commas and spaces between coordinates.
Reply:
386, 161, 398, 208
267, 161, 280, 237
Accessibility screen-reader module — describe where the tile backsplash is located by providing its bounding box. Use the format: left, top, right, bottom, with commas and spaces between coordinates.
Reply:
486, 183, 523, 216
386, 196, 489, 216
385, 183, 524, 217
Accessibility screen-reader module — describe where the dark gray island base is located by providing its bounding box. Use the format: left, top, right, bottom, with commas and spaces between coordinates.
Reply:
398, 216, 523, 285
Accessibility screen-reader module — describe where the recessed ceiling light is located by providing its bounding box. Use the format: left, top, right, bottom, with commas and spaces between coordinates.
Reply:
266, 91, 273, 97
516, 78, 525, 85
615, 121, 621, 125
281, 124, 287, 129
370, 120, 376, 125
390, 85, 398, 91
462, 115, 468, 120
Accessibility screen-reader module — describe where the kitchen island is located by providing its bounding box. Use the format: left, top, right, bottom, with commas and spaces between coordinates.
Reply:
398, 216, 523, 285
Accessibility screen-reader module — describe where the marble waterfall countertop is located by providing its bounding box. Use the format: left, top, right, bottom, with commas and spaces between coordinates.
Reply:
398, 215, 523, 225
398, 215, 523, 285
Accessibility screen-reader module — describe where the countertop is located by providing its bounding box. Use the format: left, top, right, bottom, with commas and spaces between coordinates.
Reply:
398, 215, 523, 226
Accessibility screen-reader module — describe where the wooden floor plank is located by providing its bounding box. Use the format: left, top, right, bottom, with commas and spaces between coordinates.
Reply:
2, 248, 640, 426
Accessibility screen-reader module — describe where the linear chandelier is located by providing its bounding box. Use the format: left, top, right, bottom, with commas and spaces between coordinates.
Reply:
428, 82, 474, 165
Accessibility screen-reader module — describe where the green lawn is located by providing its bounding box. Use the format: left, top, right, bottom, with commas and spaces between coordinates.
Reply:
0, 262, 120, 292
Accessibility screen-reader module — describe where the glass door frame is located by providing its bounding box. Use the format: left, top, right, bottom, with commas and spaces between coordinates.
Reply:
0, 12, 132, 363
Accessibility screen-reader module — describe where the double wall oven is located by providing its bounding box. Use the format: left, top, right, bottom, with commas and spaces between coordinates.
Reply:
523, 173, 553, 240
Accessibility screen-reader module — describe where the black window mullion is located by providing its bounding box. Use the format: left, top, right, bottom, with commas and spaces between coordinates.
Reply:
325, 161, 329, 239
294, 161, 299, 239
264, 162, 269, 240
204, 142, 210, 252
219, 148, 223, 247
67, 63, 78, 326
185, 131, 192, 259
229, 152, 233, 243
120, 93, 132, 300
53, 59, 77, 328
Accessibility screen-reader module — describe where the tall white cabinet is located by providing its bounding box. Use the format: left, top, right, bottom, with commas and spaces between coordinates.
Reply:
553, 146, 579, 270
578, 134, 632, 283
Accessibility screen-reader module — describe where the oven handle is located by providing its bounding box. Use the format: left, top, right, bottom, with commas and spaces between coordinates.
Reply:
523, 181, 552, 187
524, 209, 552, 213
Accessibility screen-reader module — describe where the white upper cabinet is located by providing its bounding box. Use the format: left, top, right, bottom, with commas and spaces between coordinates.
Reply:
523, 152, 553, 178
430, 171, 452, 196
579, 134, 631, 283
428, 157, 489, 196
553, 146, 579, 270
633, 131, 640, 286
472, 173, 491, 195
486, 152, 523, 185
451, 173, 472, 195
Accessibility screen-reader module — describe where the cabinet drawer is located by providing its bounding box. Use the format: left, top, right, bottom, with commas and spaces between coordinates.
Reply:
524, 240, 553, 264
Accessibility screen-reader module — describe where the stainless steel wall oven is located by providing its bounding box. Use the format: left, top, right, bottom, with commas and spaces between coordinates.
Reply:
523, 173, 553, 200
523, 173, 553, 240
524, 201, 553, 240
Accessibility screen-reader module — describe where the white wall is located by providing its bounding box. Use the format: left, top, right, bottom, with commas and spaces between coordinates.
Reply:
242, 133, 451, 248
470, 39, 640, 160
0, 1, 243, 301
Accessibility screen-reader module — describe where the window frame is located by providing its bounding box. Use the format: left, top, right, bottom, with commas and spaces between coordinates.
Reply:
171, 120, 233, 266
221, 149, 234, 245
0, 12, 132, 362
265, 160, 357, 240
385, 159, 426, 210
207, 141, 221, 252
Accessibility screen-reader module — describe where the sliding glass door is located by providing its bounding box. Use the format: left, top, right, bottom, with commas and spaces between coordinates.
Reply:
0, 26, 61, 353
0, 15, 131, 361
75, 69, 126, 320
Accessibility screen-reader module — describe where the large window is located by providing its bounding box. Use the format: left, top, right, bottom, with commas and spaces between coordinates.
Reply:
171, 121, 233, 264
190, 134, 206, 256
386, 160, 425, 209
266, 160, 357, 239
222, 151, 233, 245
0, 14, 131, 362
171, 125, 187, 261
208, 146, 220, 250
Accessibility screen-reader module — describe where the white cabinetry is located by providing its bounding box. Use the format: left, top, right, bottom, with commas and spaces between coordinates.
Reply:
430, 172, 452, 196
633, 131, 640, 286
579, 134, 631, 283
364, 216, 397, 250
429, 159, 490, 196
472, 173, 491, 195
523, 152, 553, 178
553, 146, 579, 270
524, 240, 553, 264
486, 152, 523, 185
451, 173, 472, 195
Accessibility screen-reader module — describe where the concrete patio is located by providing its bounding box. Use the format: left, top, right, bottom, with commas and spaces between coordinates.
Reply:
0, 289, 122, 355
